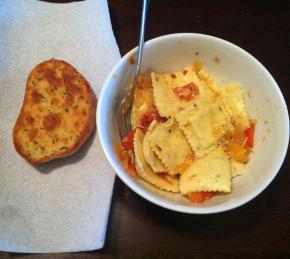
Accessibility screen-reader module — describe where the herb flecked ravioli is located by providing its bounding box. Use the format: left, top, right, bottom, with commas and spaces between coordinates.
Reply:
134, 129, 179, 193
152, 62, 217, 119
176, 93, 232, 158
221, 83, 250, 130
147, 119, 192, 175
179, 147, 231, 194
13, 59, 96, 164
143, 121, 166, 173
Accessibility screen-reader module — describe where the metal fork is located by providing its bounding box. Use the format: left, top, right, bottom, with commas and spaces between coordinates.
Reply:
117, 0, 150, 139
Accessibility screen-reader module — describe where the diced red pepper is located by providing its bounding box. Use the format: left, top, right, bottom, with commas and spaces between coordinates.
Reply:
245, 123, 255, 149
139, 108, 167, 132
173, 82, 199, 101
188, 192, 214, 203
121, 128, 136, 151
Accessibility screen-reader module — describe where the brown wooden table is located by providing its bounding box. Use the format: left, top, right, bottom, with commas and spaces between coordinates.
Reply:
1, 0, 290, 258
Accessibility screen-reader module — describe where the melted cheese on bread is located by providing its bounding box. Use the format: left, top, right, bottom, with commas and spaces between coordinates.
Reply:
13, 59, 96, 164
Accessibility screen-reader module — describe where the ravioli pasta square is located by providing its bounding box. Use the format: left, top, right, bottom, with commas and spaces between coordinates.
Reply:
151, 72, 177, 118
221, 83, 250, 130
148, 118, 192, 175
151, 62, 216, 119
134, 129, 179, 192
177, 106, 215, 157
179, 147, 231, 194
176, 94, 231, 157
230, 159, 248, 177
143, 121, 166, 173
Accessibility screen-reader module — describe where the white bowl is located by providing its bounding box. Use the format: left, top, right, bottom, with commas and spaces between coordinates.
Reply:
97, 33, 289, 214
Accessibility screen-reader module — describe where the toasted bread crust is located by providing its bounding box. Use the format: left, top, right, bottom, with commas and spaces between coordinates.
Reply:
13, 59, 97, 164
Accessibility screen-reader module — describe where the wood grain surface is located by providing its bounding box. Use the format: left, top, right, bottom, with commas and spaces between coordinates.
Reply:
1, 0, 290, 258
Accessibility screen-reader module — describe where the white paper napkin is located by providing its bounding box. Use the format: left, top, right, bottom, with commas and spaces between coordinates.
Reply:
0, 0, 120, 253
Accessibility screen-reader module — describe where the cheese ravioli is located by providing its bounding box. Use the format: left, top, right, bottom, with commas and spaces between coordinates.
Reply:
230, 159, 248, 177
221, 83, 250, 130
152, 62, 216, 119
143, 121, 166, 173
176, 93, 231, 157
179, 147, 231, 194
147, 118, 192, 175
134, 129, 179, 192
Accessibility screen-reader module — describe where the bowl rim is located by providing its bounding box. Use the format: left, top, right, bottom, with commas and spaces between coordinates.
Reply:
97, 33, 289, 214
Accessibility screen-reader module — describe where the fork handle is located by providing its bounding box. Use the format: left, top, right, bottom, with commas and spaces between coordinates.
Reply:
133, 0, 150, 84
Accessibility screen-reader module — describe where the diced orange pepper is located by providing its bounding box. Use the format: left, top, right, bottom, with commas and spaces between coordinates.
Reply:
188, 192, 213, 203
231, 128, 246, 146
173, 153, 195, 174
226, 141, 249, 163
